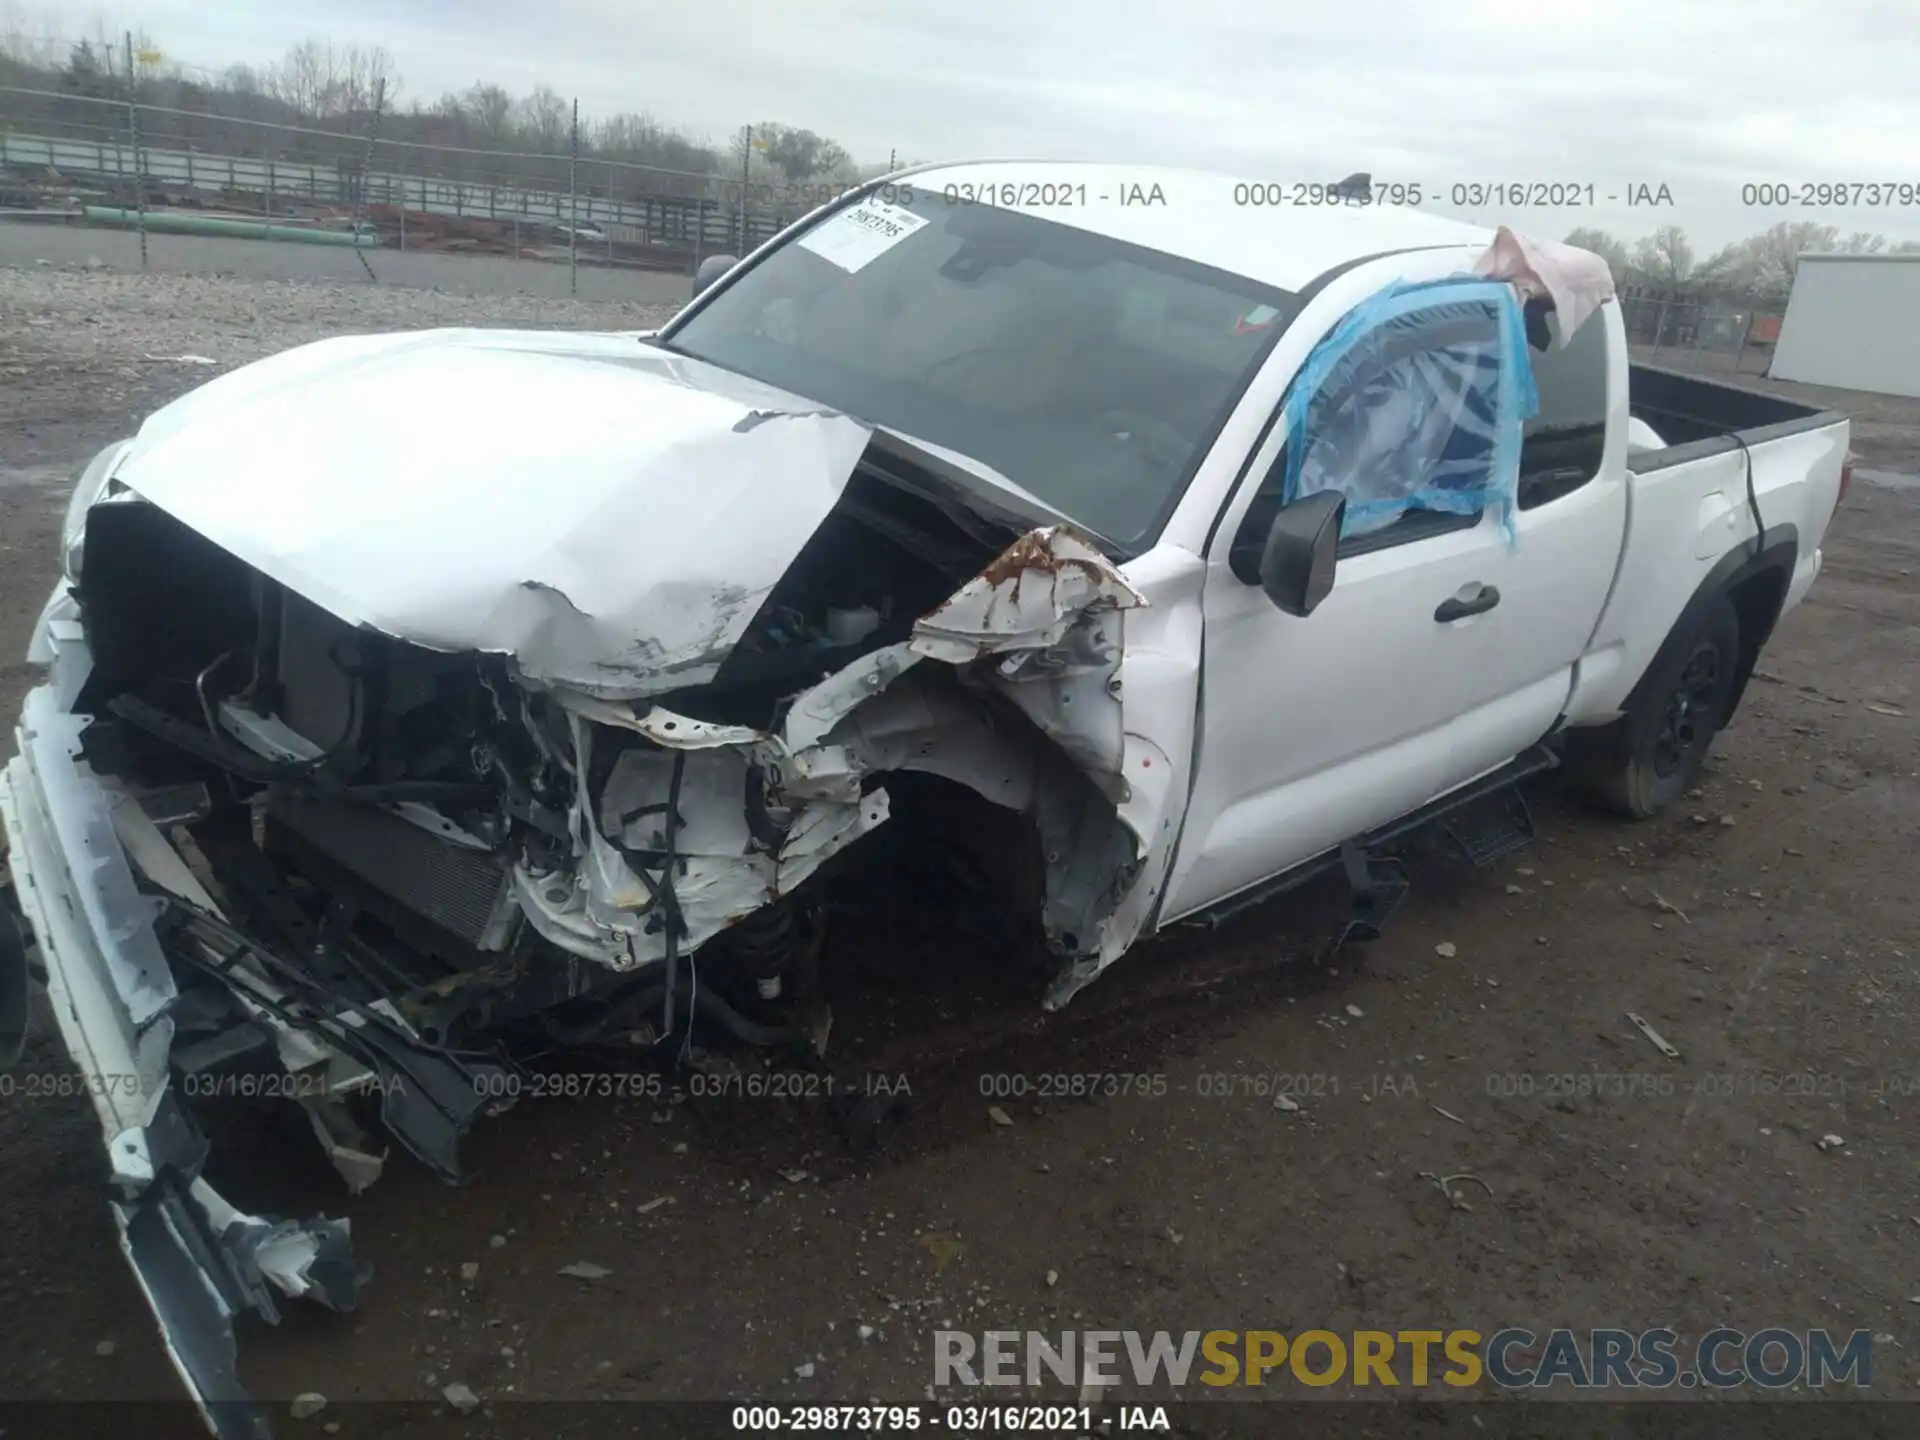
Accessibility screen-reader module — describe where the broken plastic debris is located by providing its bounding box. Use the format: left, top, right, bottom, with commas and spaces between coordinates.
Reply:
1345, 1003, 1364, 1018
635, 1195, 671, 1214
1625, 1012, 1681, 1059
1275, 1093, 1300, 1113
559, 1262, 613, 1280
291, 1393, 328, 1420
1435, 941, 1458, 957
987, 1106, 1014, 1127
442, 1381, 481, 1413
1817, 1134, 1846, 1152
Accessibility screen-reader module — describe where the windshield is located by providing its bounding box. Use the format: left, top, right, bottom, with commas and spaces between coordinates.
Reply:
662, 186, 1298, 546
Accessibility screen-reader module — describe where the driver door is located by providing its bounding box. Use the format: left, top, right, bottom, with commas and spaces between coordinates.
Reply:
1159, 281, 1556, 919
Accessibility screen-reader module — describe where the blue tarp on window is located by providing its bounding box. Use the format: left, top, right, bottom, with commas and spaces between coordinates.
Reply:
1282, 278, 1539, 543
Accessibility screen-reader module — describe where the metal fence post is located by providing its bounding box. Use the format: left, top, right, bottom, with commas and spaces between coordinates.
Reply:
1734, 311, 1757, 373
346, 78, 385, 283
1651, 299, 1669, 356
123, 33, 148, 269
738, 126, 751, 255
569, 99, 580, 296
265, 136, 276, 239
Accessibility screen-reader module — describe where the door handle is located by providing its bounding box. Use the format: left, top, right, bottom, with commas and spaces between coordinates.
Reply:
1434, 584, 1500, 623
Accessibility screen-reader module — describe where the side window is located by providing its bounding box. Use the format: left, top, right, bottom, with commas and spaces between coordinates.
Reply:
1230, 288, 1524, 575
1518, 305, 1609, 508
1291, 301, 1506, 555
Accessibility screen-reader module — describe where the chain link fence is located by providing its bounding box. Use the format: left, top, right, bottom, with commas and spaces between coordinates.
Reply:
1617, 288, 1782, 376
1, 82, 855, 288
3, 80, 1799, 366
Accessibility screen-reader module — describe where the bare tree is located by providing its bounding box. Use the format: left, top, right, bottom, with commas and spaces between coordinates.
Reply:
1564, 227, 1632, 286
747, 122, 852, 182
462, 83, 515, 146
1836, 231, 1887, 254
327, 44, 398, 116
1630, 224, 1694, 286
515, 85, 569, 152
221, 62, 261, 96
265, 38, 335, 117
1695, 221, 1845, 304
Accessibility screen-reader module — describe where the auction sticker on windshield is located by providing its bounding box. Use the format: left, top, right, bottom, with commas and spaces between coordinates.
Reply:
797, 198, 929, 272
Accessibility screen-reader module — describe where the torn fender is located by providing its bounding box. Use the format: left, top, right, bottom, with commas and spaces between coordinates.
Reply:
547, 526, 1188, 1001
911, 526, 1147, 796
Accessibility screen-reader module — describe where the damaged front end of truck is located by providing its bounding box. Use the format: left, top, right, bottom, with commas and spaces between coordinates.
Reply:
0, 331, 1183, 1436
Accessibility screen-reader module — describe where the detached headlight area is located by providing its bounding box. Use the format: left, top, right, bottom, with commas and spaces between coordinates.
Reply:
61, 438, 136, 584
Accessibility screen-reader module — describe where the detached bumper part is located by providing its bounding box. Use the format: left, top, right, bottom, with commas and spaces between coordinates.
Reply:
1, 685, 364, 1440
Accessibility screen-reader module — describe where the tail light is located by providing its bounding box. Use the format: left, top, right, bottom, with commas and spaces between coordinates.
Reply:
1837, 450, 1856, 509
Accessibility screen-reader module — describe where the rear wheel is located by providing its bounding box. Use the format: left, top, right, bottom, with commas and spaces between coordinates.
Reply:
1574, 596, 1742, 819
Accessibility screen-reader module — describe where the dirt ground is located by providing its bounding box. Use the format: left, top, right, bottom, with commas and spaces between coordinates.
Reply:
2, 259, 1917, 1434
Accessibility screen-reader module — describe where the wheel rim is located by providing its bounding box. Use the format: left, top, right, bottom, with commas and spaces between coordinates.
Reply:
1652, 642, 1721, 778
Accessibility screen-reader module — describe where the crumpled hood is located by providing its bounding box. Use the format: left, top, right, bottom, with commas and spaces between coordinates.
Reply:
114, 328, 876, 698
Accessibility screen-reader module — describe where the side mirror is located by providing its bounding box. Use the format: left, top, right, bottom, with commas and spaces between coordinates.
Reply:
1259, 490, 1344, 616
692, 254, 739, 298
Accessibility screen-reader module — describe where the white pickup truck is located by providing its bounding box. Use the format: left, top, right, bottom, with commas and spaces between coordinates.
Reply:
0, 162, 1849, 1431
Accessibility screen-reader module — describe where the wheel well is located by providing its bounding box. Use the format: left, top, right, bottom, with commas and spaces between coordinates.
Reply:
1721, 564, 1789, 724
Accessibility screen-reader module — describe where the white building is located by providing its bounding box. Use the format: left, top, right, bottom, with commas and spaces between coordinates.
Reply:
1768, 253, 1920, 398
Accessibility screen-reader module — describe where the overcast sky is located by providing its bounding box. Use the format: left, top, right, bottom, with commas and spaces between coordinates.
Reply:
27, 0, 1920, 250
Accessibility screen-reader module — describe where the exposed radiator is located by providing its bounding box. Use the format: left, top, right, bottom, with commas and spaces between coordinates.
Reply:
266, 795, 517, 952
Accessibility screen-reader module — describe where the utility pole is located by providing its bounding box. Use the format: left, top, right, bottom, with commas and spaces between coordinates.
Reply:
569, 98, 580, 295
347, 76, 385, 283
739, 124, 752, 254
123, 32, 147, 268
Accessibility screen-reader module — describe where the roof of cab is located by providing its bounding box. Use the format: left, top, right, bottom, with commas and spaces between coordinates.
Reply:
902, 161, 1494, 294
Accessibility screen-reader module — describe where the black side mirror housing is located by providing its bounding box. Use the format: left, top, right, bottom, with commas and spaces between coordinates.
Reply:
1259, 490, 1344, 616
692, 254, 739, 298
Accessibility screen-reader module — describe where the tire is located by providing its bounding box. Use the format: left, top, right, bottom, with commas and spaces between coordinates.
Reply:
1576, 596, 1742, 820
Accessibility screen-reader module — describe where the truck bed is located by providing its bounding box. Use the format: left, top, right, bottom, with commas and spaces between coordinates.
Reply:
1562, 357, 1850, 726
1627, 363, 1844, 456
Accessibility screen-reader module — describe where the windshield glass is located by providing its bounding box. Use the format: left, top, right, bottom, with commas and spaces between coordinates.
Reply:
662, 186, 1298, 546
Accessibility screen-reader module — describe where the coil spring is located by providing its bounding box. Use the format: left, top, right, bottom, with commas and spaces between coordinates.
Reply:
730, 898, 796, 978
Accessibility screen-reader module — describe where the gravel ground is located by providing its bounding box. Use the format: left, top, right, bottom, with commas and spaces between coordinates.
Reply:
3, 260, 1918, 1435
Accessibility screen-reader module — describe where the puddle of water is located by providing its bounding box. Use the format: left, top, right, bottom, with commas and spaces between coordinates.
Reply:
1856, 468, 1919, 492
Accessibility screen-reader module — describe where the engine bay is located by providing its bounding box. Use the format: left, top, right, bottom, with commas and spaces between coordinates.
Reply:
58, 440, 1150, 1195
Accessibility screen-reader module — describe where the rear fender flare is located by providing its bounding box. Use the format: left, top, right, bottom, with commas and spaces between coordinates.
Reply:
1620, 522, 1799, 734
